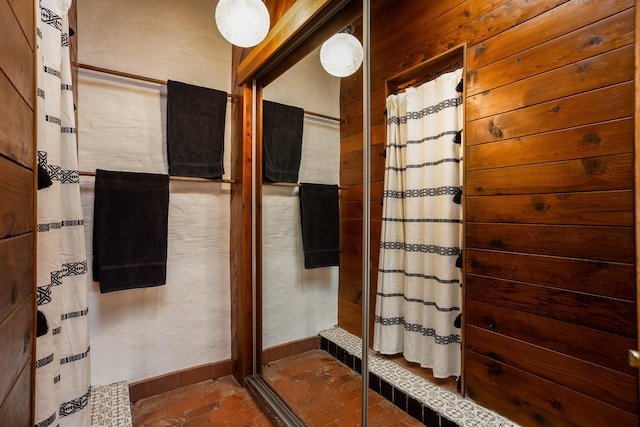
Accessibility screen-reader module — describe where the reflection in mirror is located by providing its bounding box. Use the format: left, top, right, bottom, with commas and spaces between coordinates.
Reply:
259, 45, 351, 423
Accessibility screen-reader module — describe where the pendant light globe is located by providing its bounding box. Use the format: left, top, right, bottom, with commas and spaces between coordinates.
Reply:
215, 0, 270, 48
320, 32, 363, 78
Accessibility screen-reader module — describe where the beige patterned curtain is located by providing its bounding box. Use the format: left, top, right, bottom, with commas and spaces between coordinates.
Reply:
373, 68, 463, 378
35, 1, 91, 425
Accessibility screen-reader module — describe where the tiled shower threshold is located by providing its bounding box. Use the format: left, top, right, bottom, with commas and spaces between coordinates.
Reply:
319, 327, 519, 427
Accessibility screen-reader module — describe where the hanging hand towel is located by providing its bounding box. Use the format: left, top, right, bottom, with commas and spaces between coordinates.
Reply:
93, 169, 170, 293
299, 183, 340, 269
167, 80, 227, 178
262, 100, 304, 183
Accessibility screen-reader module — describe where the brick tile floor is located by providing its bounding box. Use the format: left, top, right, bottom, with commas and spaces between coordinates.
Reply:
130, 376, 273, 427
131, 350, 425, 426
262, 349, 424, 427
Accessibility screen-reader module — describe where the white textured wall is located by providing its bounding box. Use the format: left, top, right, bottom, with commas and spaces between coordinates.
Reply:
262, 51, 341, 349
77, 0, 341, 385
77, 0, 232, 386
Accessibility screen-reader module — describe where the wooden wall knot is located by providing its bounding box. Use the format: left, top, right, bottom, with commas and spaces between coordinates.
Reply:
488, 363, 502, 376
490, 239, 503, 248
586, 35, 602, 47
489, 121, 503, 138
532, 200, 549, 213
485, 318, 496, 329
550, 400, 562, 410
581, 157, 607, 175
577, 63, 592, 74
470, 260, 480, 269
475, 44, 486, 57
581, 132, 601, 148
466, 69, 478, 84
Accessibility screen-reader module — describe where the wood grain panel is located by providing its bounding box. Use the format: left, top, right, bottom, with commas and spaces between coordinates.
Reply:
466, 190, 633, 226
0, 157, 33, 239
0, 297, 33, 409
466, 82, 633, 146
467, 154, 633, 196
372, 0, 566, 84
8, 0, 34, 49
466, 274, 634, 336
0, 71, 33, 168
339, 262, 362, 289
465, 299, 636, 375
465, 350, 637, 426
0, 0, 34, 108
466, 222, 634, 263
465, 119, 633, 170
468, 0, 633, 70
0, 234, 33, 323
340, 233, 361, 255
340, 200, 362, 219
339, 1, 638, 424
369, 0, 464, 54
466, 249, 634, 301
0, 361, 31, 427
338, 298, 361, 338
466, 9, 634, 96
466, 326, 638, 416
342, 149, 363, 171
466, 45, 634, 120
339, 132, 365, 154
465, 372, 580, 427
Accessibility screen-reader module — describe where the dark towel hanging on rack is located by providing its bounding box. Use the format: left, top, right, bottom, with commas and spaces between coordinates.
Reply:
262, 100, 304, 183
167, 80, 227, 179
299, 183, 340, 269
93, 169, 170, 293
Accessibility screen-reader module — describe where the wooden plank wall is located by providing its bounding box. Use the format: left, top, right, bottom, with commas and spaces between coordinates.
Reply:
339, 1, 637, 425
0, 0, 35, 424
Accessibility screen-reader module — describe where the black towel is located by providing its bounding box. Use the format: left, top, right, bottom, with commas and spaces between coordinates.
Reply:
263, 100, 304, 183
167, 80, 227, 178
93, 169, 170, 293
299, 183, 340, 269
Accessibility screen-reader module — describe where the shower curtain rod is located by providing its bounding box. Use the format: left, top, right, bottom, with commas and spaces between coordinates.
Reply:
263, 181, 345, 190
74, 62, 342, 123
77, 170, 235, 184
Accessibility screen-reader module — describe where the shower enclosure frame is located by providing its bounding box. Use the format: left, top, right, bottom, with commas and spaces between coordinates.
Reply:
231, 0, 367, 425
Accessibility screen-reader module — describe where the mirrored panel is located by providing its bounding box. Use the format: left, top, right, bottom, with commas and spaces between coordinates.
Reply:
258, 45, 352, 423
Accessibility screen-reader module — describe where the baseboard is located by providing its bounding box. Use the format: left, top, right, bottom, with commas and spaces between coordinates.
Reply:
128, 359, 233, 402
261, 335, 320, 365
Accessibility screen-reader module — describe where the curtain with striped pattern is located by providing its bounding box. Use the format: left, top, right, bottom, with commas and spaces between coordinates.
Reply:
373, 68, 463, 378
35, 1, 91, 425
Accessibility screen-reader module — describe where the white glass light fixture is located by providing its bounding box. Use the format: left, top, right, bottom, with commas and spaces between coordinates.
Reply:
215, 0, 270, 48
320, 26, 364, 78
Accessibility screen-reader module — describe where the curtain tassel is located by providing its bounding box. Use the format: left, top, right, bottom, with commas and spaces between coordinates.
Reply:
453, 130, 462, 145
453, 187, 462, 204
38, 164, 53, 190
455, 251, 463, 268
456, 78, 464, 93
454, 313, 462, 328
37, 310, 49, 337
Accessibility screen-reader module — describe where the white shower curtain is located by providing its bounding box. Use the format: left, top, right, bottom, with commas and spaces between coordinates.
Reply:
373, 68, 463, 378
35, 1, 91, 426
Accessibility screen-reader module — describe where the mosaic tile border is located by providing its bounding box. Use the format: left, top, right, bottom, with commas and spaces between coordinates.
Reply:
319, 326, 520, 427
90, 381, 133, 427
